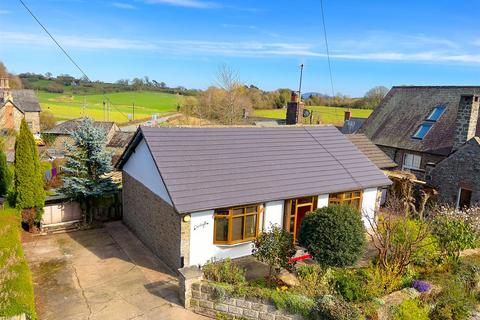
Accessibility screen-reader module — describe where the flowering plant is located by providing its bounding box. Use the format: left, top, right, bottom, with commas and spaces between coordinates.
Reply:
412, 280, 431, 293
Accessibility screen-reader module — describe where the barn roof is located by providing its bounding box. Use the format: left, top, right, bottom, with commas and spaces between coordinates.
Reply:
45, 119, 117, 135
117, 126, 391, 214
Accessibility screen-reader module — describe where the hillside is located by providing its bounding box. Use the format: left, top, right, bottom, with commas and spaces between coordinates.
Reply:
38, 91, 179, 123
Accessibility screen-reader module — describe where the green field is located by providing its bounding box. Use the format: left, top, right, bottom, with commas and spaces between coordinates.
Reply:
254, 106, 372, 125
38, 91, 179, 123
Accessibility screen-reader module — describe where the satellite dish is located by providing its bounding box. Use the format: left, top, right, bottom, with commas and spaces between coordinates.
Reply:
303, 109, 311, 118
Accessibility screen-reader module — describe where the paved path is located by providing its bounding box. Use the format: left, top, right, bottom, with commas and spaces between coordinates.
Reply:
23, 222, 206, 320
119, 113, 182, 132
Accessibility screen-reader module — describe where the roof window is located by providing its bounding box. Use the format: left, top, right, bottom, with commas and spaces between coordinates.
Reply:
412, 122, 433, 139
426, 105, 445, 122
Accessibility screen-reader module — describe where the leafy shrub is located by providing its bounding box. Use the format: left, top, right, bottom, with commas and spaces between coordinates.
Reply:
412, 234, 441, 267
412, 280, 431, 293
429, 281, 473, 320
252, 225, 296, 284
333, 269, 370, 302
270, 290, 315, 317
452, 261, 480, 293
298, 205, 366, 267
432, 215, 477, 262
364, 264, 402, 296
202, 258, 246, 285
293, 264, 334, 298
310, 295, 362, 320
392, 299, 429, 320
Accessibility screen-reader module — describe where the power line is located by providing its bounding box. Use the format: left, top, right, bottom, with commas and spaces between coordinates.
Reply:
320, 0, 335, 100
18, 0, 130, 121
18, 0, 90, 82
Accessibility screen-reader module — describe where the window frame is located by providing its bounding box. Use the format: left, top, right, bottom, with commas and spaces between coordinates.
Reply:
328, 190, 363, 210
426, 106, 445, 122
412, 122, 433, 140
213, 204, 261, 245
402, 153, 422, 170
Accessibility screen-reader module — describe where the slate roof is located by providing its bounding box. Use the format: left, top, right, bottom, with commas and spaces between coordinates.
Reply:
45, 119, 117, 135
345, 134, 397, 169
0, 89, 41, 112
359, 86, 480, 156
340, 118, 366, 134
107, 131, 134, 148
118, 126, 392, 214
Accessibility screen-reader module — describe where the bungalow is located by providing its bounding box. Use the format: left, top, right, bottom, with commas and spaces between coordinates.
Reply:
116, 126, 391, 271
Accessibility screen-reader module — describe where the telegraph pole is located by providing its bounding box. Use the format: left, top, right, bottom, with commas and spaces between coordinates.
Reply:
132, 102, 135, 121
298, 63, 304, 103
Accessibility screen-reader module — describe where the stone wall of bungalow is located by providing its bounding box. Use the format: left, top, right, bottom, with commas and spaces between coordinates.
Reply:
186, 187, 380, 267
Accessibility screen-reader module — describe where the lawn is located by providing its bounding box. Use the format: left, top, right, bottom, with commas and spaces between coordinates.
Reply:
0, 208, 37, 319
38, 91, 180, 123
254, 106, 373, 125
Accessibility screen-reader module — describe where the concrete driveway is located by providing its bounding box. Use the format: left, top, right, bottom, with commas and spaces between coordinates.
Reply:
22, 222, 206, 320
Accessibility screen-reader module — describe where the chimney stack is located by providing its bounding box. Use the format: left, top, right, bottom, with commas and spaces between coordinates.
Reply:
0, 77, 12, 102
453, 94, 479, 150
286, 91, 304, 125
344, 110, 352, 122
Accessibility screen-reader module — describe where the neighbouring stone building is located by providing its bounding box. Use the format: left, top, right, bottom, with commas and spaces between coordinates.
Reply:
0, 77, 41, 133
426, 137, 480, 207
360, 87, 480, 207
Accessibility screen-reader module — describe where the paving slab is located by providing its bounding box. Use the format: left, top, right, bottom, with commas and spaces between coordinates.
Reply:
23, 222, 206, 320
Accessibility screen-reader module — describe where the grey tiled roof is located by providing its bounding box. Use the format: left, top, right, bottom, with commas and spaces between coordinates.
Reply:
340, 118, 366, 134
1, 89, 41, 112
345, 134, 397, 169
359, 86, 480, 156
45, 119, 116, 135
119, 126, 391, 214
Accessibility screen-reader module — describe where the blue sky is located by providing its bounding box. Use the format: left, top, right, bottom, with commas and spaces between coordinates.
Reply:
2, 0, 480, 96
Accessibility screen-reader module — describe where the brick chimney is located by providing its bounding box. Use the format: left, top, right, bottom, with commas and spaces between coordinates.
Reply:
286, 91, 304, 125
344, 110, 352, 121
453, 94, 479, 150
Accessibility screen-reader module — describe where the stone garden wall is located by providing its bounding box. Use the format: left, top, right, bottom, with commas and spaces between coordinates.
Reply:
190, 282, 304, 320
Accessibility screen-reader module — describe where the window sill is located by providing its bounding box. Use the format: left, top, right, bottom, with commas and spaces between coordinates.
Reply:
214, 240, 254, 247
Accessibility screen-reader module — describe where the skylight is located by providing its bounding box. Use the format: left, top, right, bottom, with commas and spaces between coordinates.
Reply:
426, 105, 445, 122
412, 123, 433, 139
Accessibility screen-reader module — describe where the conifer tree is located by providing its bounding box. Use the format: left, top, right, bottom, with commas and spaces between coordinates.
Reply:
14, 119, 46, 228
61, 118, 116, 223
0, 139, 12, 197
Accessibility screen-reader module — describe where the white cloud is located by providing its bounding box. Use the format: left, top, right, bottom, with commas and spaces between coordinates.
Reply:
0, 9, 11, 15
112, 2, 136, 9
4, 30, 480, 64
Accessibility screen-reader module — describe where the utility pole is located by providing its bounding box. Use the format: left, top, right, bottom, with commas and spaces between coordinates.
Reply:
298, 63, 304, 103
103, 100, 106, 121
132, 102, 135, 121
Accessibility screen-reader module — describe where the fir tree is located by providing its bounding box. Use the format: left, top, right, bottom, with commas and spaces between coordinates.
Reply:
14, 119, 46, 227
0, 139, 12, 197
61, 118, 116, 223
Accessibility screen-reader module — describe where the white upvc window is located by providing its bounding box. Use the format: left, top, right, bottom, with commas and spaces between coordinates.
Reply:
403, 153, 422, 170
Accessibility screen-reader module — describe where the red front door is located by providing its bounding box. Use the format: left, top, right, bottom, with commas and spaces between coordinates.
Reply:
295, 205, 312, 240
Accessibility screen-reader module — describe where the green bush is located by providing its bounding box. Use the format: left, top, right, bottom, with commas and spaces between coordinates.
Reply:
252, 225, 296, 284
298, 205, 366, 267
392, 299, 429, 320
412, 234, 441, 267
432, 215, 476, 262
333, 269, 370, 302
270, 290, 315, 317
202, 258, 246, 285
310, 295, 362, 320
429, 281, 473, 320
293, 264, 334, 298
453, 261, 480, 294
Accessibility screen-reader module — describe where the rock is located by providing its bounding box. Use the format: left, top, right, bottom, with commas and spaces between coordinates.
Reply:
278, 269, 300, 287
377, 288, 420, 320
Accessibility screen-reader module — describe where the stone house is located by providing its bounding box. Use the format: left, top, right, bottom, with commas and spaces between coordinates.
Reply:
116, 126, 391, 271
360, 86, 480, 180
0, 78, 41, 133
44, 119, 119, 156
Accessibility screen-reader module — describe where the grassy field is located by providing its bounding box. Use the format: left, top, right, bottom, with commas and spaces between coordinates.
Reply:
254, 106, 373, 125
0, 208, 37, 319
38, 91, 179, 122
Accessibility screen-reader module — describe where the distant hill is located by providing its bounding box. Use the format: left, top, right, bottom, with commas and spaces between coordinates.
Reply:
302, 92, 329, 100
